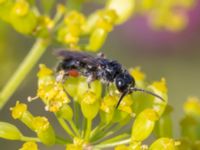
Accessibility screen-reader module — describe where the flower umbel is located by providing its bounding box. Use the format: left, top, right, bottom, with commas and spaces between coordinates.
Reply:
0, 64, 170, 149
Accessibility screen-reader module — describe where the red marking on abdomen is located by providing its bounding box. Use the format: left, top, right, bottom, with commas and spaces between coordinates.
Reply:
68, 69, 79, 77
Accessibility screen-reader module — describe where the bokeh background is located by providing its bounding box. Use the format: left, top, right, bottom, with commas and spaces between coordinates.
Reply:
0, 0, 200, 149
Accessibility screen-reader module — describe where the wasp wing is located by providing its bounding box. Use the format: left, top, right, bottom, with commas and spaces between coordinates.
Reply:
54, 50, 99, 67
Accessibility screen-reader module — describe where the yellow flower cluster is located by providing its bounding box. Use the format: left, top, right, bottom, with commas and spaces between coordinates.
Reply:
1, 63, 190, 150
37, 64, 70, 112
136, 0, 196, 31
10, 101, 56, 146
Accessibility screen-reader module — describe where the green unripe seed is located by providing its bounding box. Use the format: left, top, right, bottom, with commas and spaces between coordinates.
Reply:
81, 91, 99, 120
0, 122, 22, 140
56, 104, 73, 121
131, 109, 158, 142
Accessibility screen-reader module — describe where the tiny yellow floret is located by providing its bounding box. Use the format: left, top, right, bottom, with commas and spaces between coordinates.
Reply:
10, 101, 27, 119
19, 141, 38, 150
37, 64, 53, 78
130, 67, 146, 81
184, 97, 200, 116
12, 0, 29, 17
151, 78, 167, 93
32, 116, 49, 133
82, 91, 97, 104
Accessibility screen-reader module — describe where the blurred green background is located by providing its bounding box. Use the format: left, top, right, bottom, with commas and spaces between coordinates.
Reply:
0, 1, 200, 149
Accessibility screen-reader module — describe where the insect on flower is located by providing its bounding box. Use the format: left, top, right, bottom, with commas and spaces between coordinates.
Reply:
55, 50, 164, 108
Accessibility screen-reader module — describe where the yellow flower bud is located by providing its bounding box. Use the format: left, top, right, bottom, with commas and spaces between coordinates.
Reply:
57, 10, 85, 48
10, 101, 34, 130
130, 67, 146, 87
96, 9, 118, 32
11, 101, 27, 119
183, 97, 200, 116
165, 13, 187, 32
106, 0, 135, 24
10, 1, 38, 34
151, 78, 167, 94
37, 64, 53, 78
19, 142, 38, 150
64, 11, 85, 26
86, 28, 107, 51
12, 0, 29, 17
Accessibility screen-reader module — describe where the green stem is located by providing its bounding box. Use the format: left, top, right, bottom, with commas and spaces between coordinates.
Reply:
84, 118, 92, 141
94, 138, 131, 149
73, 101, 81, 129
100, 133, 129, 144
66, 0, 83, 11
91, 123, 113, 142
81, 117, 86, 138
91, 123, 107, 137
55, 135, 71, 144
21, 135, 41, 142
0, 38, 49, 109
69, 120, 80, 137
57, 118, 75, 137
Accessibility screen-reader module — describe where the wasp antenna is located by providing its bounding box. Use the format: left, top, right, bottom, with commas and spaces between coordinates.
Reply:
116, 91, 128, 109
131, 87, 165, 102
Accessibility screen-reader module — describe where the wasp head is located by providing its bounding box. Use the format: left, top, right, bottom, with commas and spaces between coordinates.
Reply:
115, 71, 135, 93
115, 71, 165, 108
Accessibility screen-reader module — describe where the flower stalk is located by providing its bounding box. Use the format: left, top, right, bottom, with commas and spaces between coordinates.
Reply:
0, 38, 50, 109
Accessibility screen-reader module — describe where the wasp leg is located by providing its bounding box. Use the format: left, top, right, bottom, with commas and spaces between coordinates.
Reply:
87, 75, 93, 89
56, 70, 69, 83
86, 73, 97, 89
105, 82, 110, 94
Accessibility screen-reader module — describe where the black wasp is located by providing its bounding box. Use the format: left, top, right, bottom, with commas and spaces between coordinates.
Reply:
55, 50, 164, 108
